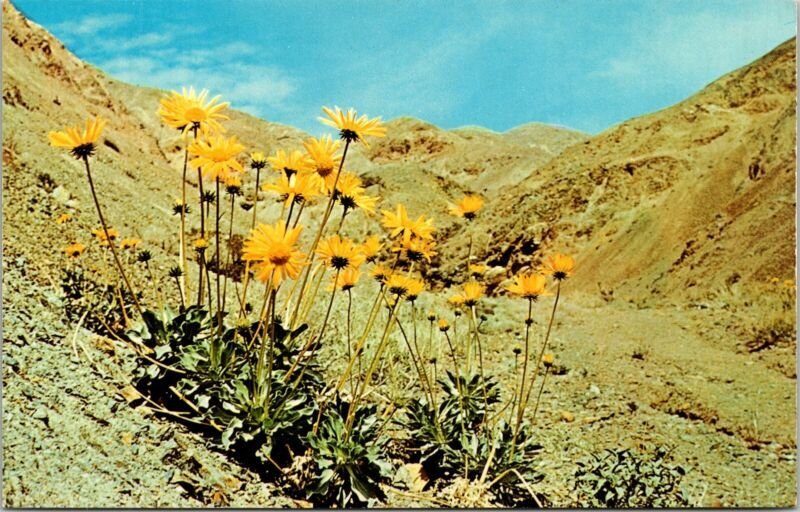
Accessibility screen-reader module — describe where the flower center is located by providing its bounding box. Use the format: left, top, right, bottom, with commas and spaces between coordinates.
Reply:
185, 107, 208, 123
269, 247, 292, 266
331, 256, 350, 269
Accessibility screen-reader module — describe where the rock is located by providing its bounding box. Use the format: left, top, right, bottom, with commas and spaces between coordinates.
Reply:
51, 185, 71, 205
560, 410, 575, 422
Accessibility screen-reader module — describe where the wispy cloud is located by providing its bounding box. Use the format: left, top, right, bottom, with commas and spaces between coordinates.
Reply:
337, 10, 515, 124
99, 46, 296, 119
591, 4, 795, 91
53, 13, 132, 37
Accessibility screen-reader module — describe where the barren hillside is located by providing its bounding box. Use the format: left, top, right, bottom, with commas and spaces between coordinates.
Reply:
467, 39, 796, 304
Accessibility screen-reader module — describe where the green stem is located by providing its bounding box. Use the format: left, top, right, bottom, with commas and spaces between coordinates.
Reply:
82, 156, 143, 320
289, 139, 350, 329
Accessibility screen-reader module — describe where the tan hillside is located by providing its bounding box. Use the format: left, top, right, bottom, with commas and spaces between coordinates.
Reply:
461, 38, 796, 304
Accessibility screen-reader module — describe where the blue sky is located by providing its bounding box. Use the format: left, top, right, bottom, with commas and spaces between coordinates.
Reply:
14, 0, 796, 135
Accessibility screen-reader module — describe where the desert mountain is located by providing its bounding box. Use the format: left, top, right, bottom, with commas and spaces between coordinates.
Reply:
2, 0, 585, 285
460, 38, 796, 303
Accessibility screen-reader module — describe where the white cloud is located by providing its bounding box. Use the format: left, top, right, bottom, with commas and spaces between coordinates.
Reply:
591, 4, 796, 91
340, 12, 514, 121
100, 55, 296, 118
53, 13, 132, 37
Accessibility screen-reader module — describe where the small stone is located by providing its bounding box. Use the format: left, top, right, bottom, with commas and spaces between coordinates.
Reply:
120, 385, 141, 403
561, 410, 575, 422
589, 384, 601, 395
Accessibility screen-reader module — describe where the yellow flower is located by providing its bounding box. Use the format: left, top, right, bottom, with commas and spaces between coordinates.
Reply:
193, 238, 209, 252
370, 264, 391, 284
461, 281, 484, 307
391, 237, 437, 263
506, 272, 549, 301
48, 116, 106, 159
438, 318, 450, 332
189, 135, 245, 182
386, 274, 413, 297
319, 106, 386, 147
120, 238, 142, 251
542, 353, 555, 367
404, 277, 426, 301
541, 254, 575, 281
65, 242, 86, 258
317, 235, 365, 270
56, 213, 72, 225
381, 204, 435, 244
332, 171, 379, 215
92, 227, 119, 246
267, 149, 314, 176
330, 267, 361, 291
262, 172, 322, 207
447, 294, 465, 308
360, 235, 383, 262
303, 135, 342, 178
449, 194, 484, 220
250, 151, 268, 170
243, 222, 306, 289
172, 198, 190, 216
157, 87, 228, 135
225, 173, 243, 195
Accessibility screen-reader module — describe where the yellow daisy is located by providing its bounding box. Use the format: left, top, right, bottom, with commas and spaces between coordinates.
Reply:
267, 149, 314, 176
242, 222, 306, 289
92, 227, 119, 246
360, 235, 383, 263
506, 272, 549, 301
317, 235, 365, 270
65, 242, 86, 258
319, 106, 386, 147
250, 151, 268, 170
462, 281, 485, 306
391, 237, 437, 263
303, 135, 342, 179
381, 204, 435, 244
189, 135, 245, 182
449, 194, 484, 220
56, 213, 72, 225
262, 172, 322, 207
332, 171, 379, 215
157, 87, 229, 135
48, 116, 106, 159
404, 276, 426, 301
541, 254, 575, 281
370, 264, 391, 284
330, 267, 361, 291
120, 238, 142, 251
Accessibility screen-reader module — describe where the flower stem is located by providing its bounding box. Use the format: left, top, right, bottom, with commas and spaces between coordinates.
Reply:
344, 296, 400, 440
289, 139, 350, 329
196, 169, 206, 306
222, 192, 235, 311
510, 298, 534, 453
82, 156, 143, 321
215, 178, 223, 323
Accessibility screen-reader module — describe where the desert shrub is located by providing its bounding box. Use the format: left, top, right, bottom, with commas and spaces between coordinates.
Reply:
307, 399, 393, 507
50, 97, 577, 507
573, 446, 689, 508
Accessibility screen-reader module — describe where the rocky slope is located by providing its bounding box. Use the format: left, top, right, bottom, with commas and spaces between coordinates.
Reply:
470, 38, 796, 304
